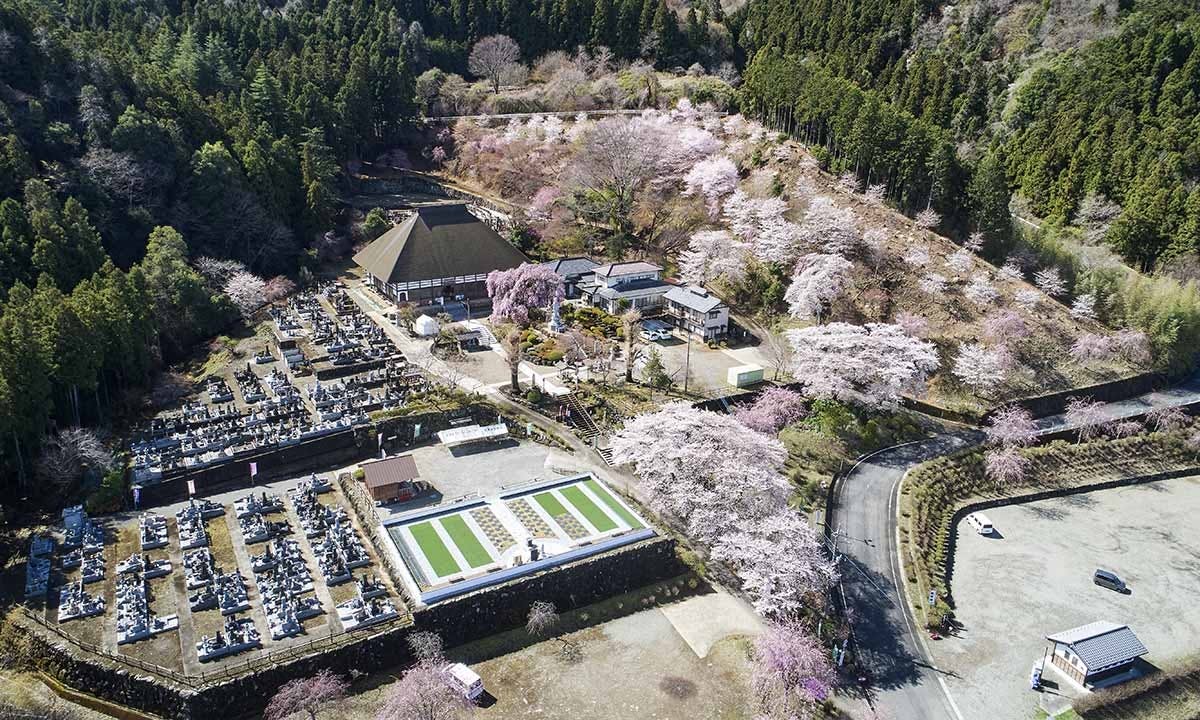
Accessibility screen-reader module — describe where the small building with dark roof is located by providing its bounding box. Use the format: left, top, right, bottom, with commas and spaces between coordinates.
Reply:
1046, 621, 1148, 689
353, 203, 528, 304
540, 256, 600, 298
359, 454, 421, 503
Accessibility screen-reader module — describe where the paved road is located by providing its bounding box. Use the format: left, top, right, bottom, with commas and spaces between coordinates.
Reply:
833, 433, 980, 720
833, 374, 1200, 719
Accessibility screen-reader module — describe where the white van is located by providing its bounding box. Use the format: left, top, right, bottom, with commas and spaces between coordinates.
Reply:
443, 662, 484, 700
966, 512, 994, 536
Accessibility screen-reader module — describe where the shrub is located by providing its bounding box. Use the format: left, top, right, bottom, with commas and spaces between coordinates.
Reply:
526, 388, 543, 404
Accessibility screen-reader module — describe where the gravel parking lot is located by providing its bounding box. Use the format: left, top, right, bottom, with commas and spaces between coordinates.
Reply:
932, 476, 1200, 719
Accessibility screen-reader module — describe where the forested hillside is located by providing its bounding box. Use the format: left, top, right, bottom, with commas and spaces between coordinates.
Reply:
737, 0, 1200, 274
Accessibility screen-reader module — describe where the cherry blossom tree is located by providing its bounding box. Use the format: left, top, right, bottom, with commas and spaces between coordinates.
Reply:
786, 323, 939, 408
864, 183, 888, 205
678, 230, 744, 285
1070, 293, 1097, 320
986, 406, 1038, 447
225, 270, 268, 317
734, 387, 809, 435
893, 311, 930, 338
749, 619, 836, 718
526, 600, 559, 638
376, 663, 472, 720
984, 447, 1029, 488
837, 172, 861, 193
1106, 418, 1143, 439
998, 257, 1025, 281
610, 403, 791, 544
723, 192, 800, 264
1015, 288, 1041, 310
1112, 328, 1152, 365
1033, 267, 1068, 297
964, 275, 999, 305
487, 263, 565, 326
265, 669, 349, 720
796, 196, 860, 256
918, 272, 948, 297
915, 207, 941, 230
528, 186, 561, 222
195, 256, 248, 286
785, 253, 854, 321
682, 156, 739, 218
1065, 397, 1107, 442
982, 310, 1030, 344
903, 245, 931, 268
712, 512, 837, 616
408, 630, 445, 664
946, 248, 974, 274
263, 276, 296, 303
952, 343, 1010, 395
1071, 333, 1114, 365
1147, 406, 1188, 432
964, 232, 985, 253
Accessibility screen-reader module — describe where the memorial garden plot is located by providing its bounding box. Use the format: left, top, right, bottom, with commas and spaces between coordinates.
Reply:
383, 474, 654, 604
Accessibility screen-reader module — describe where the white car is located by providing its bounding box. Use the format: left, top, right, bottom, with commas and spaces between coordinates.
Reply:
443, 662, 484, 700
640, 329, 670, 342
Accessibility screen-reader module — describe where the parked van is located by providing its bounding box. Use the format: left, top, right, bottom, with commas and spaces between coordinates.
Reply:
443, 662, 484, 700
966, 512, 994, 536
1093, 569, 1127, 592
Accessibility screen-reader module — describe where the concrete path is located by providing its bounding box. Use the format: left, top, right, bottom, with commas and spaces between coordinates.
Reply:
658, 590, 763, 659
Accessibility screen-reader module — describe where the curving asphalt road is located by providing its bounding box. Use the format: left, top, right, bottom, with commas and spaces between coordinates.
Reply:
832, 374, 1200, 719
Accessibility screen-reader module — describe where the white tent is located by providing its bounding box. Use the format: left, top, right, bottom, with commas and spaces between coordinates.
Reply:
413, 314, 439, 337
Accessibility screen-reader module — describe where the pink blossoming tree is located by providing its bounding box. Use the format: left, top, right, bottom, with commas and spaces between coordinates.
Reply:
750, 619, 836, 718
265, 669, 349, 720
682, 156, 739, 218
985, 406, 1038, 447
486, 263, 565, 326
734, 387, 809, 435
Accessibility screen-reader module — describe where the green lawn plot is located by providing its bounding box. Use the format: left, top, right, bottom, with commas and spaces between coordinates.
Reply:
560, 486, 617, 532
408, 521, 460, 577
440, 514, 493, 568
533, 492, 589, 539
584, 479, 643, 529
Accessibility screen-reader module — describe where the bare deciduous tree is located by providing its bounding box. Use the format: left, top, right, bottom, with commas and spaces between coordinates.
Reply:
468, 34, 521, 95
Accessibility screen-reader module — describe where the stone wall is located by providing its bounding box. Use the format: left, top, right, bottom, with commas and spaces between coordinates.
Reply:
138, 428, 371, 507
15, 536, 682, 719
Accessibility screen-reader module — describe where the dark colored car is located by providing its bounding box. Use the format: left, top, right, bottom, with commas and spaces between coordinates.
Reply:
1093, 569, 1127, 592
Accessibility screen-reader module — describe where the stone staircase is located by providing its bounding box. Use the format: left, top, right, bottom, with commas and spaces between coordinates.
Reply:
562, 392, 615, 465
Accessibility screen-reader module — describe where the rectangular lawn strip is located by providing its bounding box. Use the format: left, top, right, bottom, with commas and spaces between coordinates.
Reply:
560, 486, 617, 532
534, 492, 569, 518
407, 521, 460, 577
439, 515, 493, 568
584, 479, 643, 529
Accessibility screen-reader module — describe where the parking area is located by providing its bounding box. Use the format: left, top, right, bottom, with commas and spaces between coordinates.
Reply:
636, 335, 749, 394
933, 476, 1200, 719
375, 439, 578, 517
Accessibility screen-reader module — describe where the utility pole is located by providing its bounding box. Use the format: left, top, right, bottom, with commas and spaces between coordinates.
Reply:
683, 330, 692, 394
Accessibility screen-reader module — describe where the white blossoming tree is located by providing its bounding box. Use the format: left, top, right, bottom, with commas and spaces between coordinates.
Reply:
784, 253, 854, 322
952, 343, 1010, 395
786, 322, 939, 408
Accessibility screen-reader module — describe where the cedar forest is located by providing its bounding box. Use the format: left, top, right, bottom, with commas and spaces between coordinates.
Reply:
2, 0, 1200, 493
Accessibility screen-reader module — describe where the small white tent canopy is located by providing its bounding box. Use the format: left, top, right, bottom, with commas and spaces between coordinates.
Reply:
413, 314, 439, 336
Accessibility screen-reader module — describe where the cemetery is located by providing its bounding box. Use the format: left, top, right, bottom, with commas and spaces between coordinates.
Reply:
383, 473, 655, 605
139, 513, 168, 550
127, 284, 430, 492
196, 616, 261, 663
115, 574, 179, 645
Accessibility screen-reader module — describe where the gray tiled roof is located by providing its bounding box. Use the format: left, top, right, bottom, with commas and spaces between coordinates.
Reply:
595, 278, 671, 299
541, 256, 600, 278
664, 285, 725, 313
1047, 622, 1147, 671
593, 261, 661, 277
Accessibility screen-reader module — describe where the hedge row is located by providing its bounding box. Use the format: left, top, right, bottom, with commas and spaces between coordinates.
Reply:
904, 430, 1197, 616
